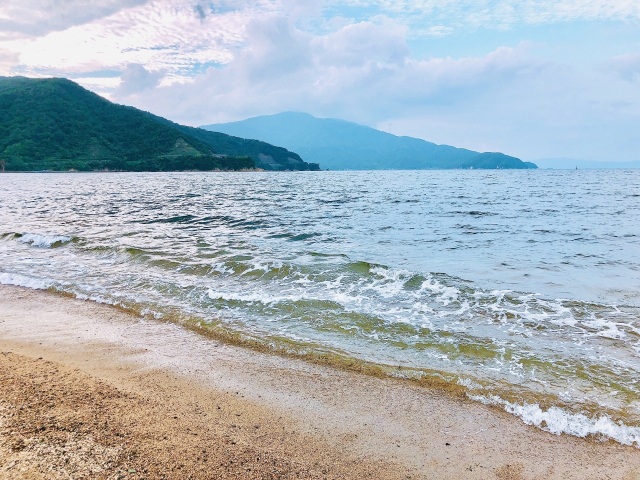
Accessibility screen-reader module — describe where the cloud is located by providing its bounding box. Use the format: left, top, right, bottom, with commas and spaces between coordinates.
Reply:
0, 48, 20, 75
3, 0, 269, 80
116, 63, 165, 95
343, 0, 640, 26
0, 0, 148, 40
237, 15, 314, 80
119, 14, 543, 126
521, 0, 640, 23
314, 17, 409, 67
3, 0, 638, 81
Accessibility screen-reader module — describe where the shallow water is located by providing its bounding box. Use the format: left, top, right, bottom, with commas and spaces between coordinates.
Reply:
1, 170, 639, 446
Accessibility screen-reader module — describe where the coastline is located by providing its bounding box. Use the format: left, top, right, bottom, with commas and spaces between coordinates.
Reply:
1, 285, 638, 479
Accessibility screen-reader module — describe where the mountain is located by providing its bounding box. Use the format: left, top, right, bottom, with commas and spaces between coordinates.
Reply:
202, 112, 537, 170
0, 77, 319, 172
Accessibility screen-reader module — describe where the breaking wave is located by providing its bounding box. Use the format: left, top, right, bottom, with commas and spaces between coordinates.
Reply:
471, 394, 640, 447
2, 232, 76, 248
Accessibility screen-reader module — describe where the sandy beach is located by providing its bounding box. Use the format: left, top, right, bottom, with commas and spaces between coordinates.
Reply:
1, 285, 638, 479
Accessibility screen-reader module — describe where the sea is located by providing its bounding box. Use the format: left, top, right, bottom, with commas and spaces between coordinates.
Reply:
1, 169, 639, 447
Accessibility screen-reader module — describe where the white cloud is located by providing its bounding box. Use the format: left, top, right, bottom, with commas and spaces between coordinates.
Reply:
522, 0, 640, 23
73, 76, 122, 94
315, 17, 409, 67
116, 63, 165, 94
0, 48, 19, 75
117, 15, 544, 127
342, 0, 640, 27
0, 0, 148, 40
3, 0, 265, 80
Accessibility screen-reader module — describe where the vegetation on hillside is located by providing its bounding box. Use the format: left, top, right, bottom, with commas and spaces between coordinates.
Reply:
0, 77, 318, 172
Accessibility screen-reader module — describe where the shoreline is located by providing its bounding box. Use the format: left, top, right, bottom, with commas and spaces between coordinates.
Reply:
1, 285, 639, 479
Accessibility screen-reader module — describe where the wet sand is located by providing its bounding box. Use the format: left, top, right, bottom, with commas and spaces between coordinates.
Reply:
1, 285, 638, 479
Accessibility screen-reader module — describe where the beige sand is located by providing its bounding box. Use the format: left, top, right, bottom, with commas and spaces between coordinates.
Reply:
0, 285, 638, 479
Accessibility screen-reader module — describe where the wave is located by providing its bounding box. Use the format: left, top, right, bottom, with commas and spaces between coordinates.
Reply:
471, 394, 640, 447
0, 271, 52, 289
450, 210, 497, 217
266, 231, 326, 242
142, 214, 197, 224
89, 244, 639, 351
2, 230, 639, 448
2, 273, 639, 448
2, 232, 76, 248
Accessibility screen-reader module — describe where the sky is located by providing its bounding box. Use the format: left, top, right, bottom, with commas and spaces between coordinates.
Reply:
1, 1, 639, 163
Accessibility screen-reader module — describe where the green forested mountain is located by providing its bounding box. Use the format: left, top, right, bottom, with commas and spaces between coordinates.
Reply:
0, 77, 319, 172
203, 112, 537, 170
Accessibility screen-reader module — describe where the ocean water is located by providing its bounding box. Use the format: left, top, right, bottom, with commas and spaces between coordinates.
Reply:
1, 170, 639, 446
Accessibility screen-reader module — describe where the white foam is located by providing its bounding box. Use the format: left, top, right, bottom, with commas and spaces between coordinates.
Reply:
0, 272, 52, 290
19, 233, 73, 248
456, 376, 484, 390
207, 288, 305, 305
416, 277, 460, 306
584, 318, 627, 339
470, 394, 640, 448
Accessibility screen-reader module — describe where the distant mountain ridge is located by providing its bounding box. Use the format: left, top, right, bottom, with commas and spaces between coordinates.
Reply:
203, 112, 537, 170
0, 77, 319, 172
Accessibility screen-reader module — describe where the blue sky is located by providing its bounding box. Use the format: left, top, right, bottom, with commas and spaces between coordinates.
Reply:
1, 0, 639, 163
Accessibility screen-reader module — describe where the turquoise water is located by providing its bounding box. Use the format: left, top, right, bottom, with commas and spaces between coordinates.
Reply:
1, 170, 639, 445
